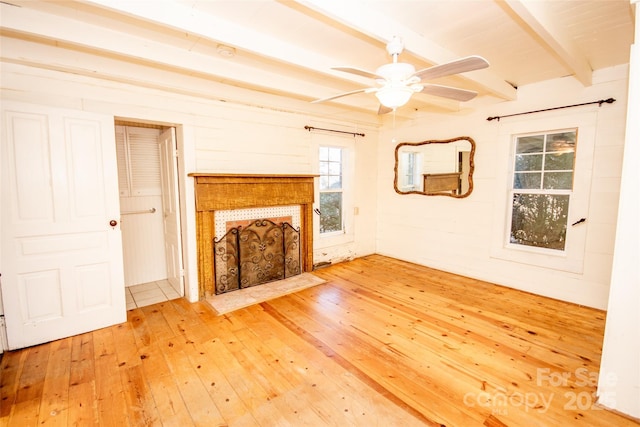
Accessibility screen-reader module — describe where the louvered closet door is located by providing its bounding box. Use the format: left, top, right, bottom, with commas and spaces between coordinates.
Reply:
115, 126, 167, 286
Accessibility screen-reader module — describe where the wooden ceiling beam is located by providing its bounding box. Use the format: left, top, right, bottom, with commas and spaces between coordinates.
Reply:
0, 3, 379, 113
80, 0, 465, 113
80, 0, 374, 87
503, 0, 593, 86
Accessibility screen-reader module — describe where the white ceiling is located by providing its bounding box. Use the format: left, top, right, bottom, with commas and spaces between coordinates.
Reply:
0, 0, 635, 120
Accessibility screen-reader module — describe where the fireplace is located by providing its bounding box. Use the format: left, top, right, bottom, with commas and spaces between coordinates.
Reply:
190, 174, 316, 298
214, 218, 301, 294
213, 205, 302, 294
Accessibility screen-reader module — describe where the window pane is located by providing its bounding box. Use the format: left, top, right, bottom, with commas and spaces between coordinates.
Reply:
319, 176, 329, 190
516, 136, 544, 153
515, 154, 542, 171
543, 172, 573, 190
328, 161, 341, 175
546, 132, 576, 153
513, 172, 541, 189
320, 192, 342, 233
319, 147, 329, 161
328, 176, 342, 189
544, 152, 575, 171
319, 162, 328, 175
510, 193, 569, 250
328, 147, 341, 161
405, 174, 415, 186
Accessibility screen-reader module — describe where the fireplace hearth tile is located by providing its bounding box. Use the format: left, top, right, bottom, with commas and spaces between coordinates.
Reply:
205, 272, 326, 315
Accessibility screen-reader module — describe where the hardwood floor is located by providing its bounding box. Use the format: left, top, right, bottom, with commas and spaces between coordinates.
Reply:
1, 254, 638, 426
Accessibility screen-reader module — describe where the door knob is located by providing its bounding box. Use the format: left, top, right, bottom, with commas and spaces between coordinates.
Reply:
109, 220, 118, 227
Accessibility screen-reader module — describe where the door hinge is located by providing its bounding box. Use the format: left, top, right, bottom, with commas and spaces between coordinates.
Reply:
0, 315, 8, 353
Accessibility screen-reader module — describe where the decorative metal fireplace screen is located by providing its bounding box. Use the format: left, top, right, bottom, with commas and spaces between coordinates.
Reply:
213, 219, 301, 294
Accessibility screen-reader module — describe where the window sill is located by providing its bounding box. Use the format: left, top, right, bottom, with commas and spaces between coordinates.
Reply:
316, 230, 353, 249
489, 243, 584, 274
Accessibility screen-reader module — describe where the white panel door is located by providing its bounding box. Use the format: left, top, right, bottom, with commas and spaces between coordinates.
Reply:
159, 128, 183, 294
0, 102, 126, 350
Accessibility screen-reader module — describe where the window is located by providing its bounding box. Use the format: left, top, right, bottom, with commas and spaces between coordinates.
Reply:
509, 130, 577, 251
319, 146, 343, 234
400, 151, 419, 190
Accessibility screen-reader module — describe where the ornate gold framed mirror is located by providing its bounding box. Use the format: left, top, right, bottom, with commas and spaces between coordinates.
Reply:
394, 136, 475, 198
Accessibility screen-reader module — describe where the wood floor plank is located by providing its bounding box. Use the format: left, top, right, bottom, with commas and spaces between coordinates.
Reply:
37, 337, 72, 426
5, 398, 40, 427
169, 299, 293, 425
166, 353, 225, 426
227, 308, 356, 426
14, 342, 50, 405
264, 293, 474, 426
186, 339, 260, 426
128, 311, 197, 425
121, 364, 161, 426
1, 255, 638, 427
140, 303, 179, 343
201, 316, 302, 426
240, 304, 429, 426
92, 327, 131, 427
302, 279, 568, 401
66, 334, 99, 426
134, 308, 196, 427
0, 348, 29, 421
12, 343, 52, 427
112, 312, 144, 370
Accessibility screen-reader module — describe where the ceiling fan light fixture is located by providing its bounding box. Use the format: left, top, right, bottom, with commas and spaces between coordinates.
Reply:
312, 37, 489, 112
376, 62, 415, 81
375, 85, 413, 109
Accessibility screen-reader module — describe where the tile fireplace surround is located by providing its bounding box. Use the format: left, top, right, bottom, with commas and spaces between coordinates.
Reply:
190, 174, 316, 298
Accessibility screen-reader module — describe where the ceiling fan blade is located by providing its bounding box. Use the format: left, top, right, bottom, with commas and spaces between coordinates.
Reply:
378, 105, 393, 115
421, 84, 478, 101
311, 88, 372, 104
412, 56, 489, 81
332, 66, 383, 80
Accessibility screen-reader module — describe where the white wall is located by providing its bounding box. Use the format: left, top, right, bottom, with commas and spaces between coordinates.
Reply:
120, 195, 167, 286
597, 0, 640, 418
0, 62, 380, 302
376, 65, 629, 310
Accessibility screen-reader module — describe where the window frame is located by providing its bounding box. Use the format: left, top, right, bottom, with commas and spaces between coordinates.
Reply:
506, 129, 577, 255
490, 112, 597, 274
312, 135, 355, 250
399, 151, 421, 191
318, 145, 345, 236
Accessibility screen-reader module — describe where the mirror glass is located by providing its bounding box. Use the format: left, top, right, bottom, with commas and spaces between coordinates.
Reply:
394, 136, 475, 198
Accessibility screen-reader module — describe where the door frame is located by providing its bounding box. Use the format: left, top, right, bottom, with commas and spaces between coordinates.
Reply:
114, 119, 189, 299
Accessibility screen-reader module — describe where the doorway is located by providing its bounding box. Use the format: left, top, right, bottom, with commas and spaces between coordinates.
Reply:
114, 122, 184, 309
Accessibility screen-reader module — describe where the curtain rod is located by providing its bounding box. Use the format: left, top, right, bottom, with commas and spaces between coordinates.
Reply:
304, 125, 365, 137
487, 98, 616, 122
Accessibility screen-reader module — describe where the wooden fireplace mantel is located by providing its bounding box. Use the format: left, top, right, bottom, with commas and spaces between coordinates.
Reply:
189, 173, 317, 298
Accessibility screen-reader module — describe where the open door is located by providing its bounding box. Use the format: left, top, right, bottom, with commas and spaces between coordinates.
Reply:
159, 128, 183, 294
0, 102, 126, 350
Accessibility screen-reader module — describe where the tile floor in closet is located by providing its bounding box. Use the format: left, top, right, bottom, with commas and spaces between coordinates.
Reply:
126, 280, 181, 310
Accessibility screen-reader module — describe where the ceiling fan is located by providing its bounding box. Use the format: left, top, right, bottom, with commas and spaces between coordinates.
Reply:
312, 36, 489, 114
